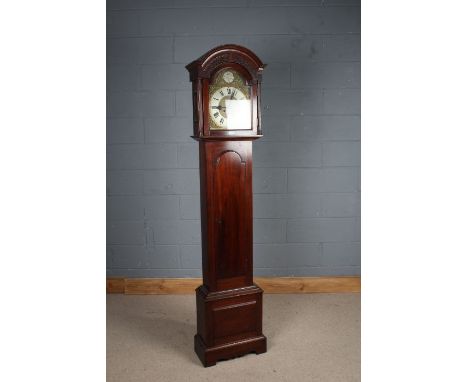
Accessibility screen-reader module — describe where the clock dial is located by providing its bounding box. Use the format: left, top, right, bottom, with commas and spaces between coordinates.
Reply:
209, 69, 251, 130
209, 87, 248, 128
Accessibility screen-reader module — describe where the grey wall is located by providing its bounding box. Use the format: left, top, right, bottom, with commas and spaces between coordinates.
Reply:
107, 0, 360, 278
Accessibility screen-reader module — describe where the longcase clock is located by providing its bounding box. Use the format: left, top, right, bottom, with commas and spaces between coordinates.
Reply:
186, 45, 267, 367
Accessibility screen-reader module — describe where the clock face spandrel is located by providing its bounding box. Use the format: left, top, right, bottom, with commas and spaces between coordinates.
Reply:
208, 69, 252, 130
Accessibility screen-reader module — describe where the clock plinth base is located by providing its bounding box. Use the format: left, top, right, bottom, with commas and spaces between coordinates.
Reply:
194, 284, 267, 367
194, 333, 267, 367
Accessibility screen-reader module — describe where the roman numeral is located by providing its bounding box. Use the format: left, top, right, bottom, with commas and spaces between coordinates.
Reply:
213, 97, 219, 101
227, 88, 231, 94
214, 112, 219, 118
219, 91, 224, 96
232, 90, 237, 97
211, 106, 218, 109
220, 118, 224, 124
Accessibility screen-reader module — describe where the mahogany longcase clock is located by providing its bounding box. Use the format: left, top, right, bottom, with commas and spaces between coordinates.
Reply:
186, 45, 267, 367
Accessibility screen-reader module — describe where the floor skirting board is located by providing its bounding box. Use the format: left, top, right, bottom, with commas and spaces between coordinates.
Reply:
106, 276, 360, 294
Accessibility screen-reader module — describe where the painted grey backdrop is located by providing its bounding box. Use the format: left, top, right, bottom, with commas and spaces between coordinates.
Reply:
106, 0, 361, 278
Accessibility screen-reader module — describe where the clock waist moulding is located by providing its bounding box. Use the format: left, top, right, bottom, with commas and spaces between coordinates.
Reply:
186, 45, 267, 367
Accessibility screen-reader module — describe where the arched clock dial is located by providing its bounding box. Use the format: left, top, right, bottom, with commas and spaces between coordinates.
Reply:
208, 69, 251, 130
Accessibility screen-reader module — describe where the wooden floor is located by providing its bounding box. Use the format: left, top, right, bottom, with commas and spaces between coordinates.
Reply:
107, 293, 360, 382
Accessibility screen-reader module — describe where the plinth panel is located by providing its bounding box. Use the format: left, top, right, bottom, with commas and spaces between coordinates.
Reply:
213, 300, 257, 343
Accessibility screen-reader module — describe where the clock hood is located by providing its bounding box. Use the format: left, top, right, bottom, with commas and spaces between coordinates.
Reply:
186, 44, 266, 82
